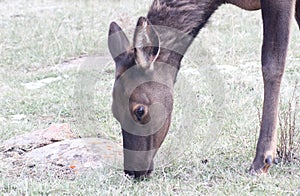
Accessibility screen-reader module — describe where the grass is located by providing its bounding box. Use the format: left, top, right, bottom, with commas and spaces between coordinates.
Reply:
0, 0, 299, 195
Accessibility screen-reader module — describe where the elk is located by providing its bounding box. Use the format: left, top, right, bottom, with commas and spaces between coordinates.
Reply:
108, 0, 300, 178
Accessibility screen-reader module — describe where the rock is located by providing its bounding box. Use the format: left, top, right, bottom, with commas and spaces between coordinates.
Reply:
24, 138, 123, 173
0, 123, 76, 157
0, 124, 123, 180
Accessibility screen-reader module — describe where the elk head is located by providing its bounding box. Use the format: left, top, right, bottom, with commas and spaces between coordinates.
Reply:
108, 17, 177, 178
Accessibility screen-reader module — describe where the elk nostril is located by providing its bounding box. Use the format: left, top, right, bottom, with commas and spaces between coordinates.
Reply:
134, 106, 145, 121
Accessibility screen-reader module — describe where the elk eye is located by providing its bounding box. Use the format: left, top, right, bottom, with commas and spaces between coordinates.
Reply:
134, 106, 145, 121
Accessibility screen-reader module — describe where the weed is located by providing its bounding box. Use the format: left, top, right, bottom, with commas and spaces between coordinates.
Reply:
278, 81, 300, 163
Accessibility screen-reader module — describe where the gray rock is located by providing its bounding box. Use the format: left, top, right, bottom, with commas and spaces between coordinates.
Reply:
0, 123, 76, 155
0, 124, 123, 180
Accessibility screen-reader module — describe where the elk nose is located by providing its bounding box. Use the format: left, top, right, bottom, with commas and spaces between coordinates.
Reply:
134, 105, 145, 121
124, 169, 153, 179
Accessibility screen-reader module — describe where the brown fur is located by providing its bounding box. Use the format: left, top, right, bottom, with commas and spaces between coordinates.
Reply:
225, 0, 260, 10
108, 0, 299, 178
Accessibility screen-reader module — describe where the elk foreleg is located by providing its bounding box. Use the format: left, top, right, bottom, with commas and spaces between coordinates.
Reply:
249, 0, 295, 174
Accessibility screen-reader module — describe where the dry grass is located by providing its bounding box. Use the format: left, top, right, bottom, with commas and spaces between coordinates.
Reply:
0, 0, 299, 195
278, 81, 300, 163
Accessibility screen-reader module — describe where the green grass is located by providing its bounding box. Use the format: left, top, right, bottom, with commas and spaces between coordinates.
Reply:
0, 0, 299, 195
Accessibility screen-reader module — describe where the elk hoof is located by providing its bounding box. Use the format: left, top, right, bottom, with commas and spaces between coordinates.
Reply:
249, 155, 273, 175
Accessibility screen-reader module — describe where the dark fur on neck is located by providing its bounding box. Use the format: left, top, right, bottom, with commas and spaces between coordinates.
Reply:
147, 0, 224, 37
146, 0, 223, 71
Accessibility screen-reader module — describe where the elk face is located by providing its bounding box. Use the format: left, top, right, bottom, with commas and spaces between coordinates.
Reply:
108, 17, 175, 178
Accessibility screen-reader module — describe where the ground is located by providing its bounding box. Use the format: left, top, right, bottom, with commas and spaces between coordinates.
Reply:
0, 0, 299, 195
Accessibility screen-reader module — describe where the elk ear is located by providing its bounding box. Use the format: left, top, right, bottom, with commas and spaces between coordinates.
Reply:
133, 17, 160, 69
108, 22, 130, 60
108, 22, 134, 79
